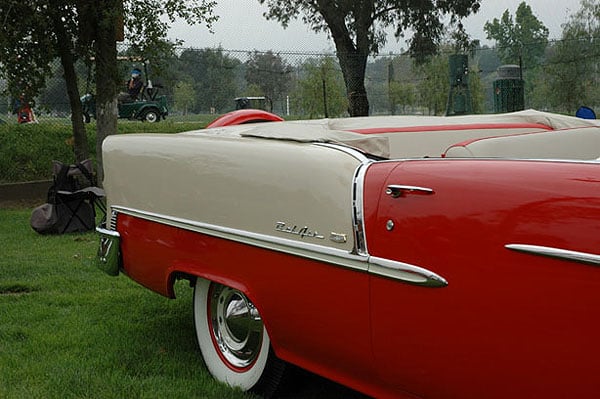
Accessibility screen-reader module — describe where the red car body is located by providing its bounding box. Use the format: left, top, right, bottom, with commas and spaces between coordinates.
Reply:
97, 110, 600, 398
205, 109, 284, 127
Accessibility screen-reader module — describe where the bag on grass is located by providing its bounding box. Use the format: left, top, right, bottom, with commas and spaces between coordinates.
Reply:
30, 203, 60, 234
30, 199, 95, 235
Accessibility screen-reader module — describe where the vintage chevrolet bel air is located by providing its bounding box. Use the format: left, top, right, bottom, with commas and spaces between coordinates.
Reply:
97, 110, 600, 398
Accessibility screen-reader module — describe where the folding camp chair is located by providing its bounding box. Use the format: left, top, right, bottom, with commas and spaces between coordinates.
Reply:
31, 159, 105, 234
51, 159, 105, 233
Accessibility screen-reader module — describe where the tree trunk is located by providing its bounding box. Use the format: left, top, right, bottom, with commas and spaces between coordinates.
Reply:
94, 1, 119, 186
317, 1, 371, 117
337, 50, 370, 116
51, 12, 89, 163
63, 61, 89, 163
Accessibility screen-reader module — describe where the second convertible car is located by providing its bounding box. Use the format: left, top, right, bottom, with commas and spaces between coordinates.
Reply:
97, 110, 600, 398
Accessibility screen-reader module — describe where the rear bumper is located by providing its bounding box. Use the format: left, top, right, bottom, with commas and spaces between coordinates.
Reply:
96, 224, 121, 276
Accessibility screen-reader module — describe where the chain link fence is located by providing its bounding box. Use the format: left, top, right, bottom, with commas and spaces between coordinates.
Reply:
1, 40, 599, 126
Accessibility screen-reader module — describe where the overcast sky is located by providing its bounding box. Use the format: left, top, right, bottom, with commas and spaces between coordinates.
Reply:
168, 0, 583, 52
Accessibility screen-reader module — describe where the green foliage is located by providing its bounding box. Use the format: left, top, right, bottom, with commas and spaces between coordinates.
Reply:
389, 81, 417, 114
543, 0, 600, 113
0, 119, 213, 183
176, 48, 241, 113
259, 0, 481, 59
0, 1, 60, 100
0, 124, 94, 183
173, 80, 197, 115
449, 22, 481, 55
365, 56, 419, 114
245, 51, 293, 102
483, 2, 549, 67
122, 0, 218, 73
0, 208, 256, 399
416, 55, 449, 115
413, 50, 484, 115
468, 63, 486, 114
125, 0, 217, 52
292, 57, 347, 118
243, 84, 265, 97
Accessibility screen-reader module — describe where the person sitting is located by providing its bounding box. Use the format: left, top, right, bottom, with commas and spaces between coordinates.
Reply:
13, 94, 37, 124
118, 68, 143, 103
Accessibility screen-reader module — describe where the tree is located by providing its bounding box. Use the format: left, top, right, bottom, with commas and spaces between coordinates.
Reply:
292, 57, 347, 118
484, 2, 550, 110
177, 48, 241, 113
468, 61, 485, 114
0, 1, 90, 162
259, 0, 481, 116
483, 2, 549, 68
173, 80, 197, 115
416, 54, 448, 115
0, 1, 216, 181
84, 0, 217, 182
245, 51, 293, 104
389, 81, 417, 114
544, 0, 600, 113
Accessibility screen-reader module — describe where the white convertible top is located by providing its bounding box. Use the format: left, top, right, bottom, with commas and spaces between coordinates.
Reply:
325, 109, 600, 131
185, 110, 600, 160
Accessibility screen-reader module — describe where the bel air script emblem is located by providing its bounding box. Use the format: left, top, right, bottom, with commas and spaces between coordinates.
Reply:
275, 222, 325, 240
275, 222, 348, 244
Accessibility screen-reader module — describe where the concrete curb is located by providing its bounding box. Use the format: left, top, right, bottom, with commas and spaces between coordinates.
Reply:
0, 180, 52, 206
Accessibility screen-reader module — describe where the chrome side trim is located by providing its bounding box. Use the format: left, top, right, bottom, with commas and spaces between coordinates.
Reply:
506, 244, 600, 266
369, 257, 449, 288
112, 206, 370, 273
111, 206, 448, 288
352, 162, 370, 256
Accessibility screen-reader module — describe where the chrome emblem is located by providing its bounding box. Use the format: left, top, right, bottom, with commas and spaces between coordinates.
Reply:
329, 232, 347, 244
275, 222, 325, 240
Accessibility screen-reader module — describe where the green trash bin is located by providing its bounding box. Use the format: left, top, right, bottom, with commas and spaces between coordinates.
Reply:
447, 54, 472, 116
494, 65, 524, 113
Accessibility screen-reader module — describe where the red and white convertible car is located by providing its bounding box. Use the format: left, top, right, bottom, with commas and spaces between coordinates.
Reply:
97, 110, 600, 398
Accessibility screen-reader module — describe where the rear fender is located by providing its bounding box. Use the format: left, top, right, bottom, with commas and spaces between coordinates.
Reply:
166, 263, 252, 300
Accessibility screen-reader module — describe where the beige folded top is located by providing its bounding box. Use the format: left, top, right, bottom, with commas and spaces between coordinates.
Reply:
184, 109, 600, 159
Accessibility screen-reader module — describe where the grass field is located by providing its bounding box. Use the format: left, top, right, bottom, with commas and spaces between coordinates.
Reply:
0, 208, 368, 399
0, 208, 255, 399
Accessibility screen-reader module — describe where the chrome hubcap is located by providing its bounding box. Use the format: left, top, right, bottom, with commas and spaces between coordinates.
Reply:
209, 284, 264, 369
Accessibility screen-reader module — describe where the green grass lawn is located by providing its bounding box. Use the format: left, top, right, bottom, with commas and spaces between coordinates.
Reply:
0, 116, 217, 184
0, 208, 255, 399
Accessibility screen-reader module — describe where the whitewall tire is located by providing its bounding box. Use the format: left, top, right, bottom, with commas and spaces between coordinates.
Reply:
193, 278, 285, 395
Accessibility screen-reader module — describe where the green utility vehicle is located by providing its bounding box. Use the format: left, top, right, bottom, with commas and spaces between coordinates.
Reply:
81, 85, 168, 123
81, 59, 168, 123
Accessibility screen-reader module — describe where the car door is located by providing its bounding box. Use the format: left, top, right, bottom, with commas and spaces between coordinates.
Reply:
363, 159, 600, 398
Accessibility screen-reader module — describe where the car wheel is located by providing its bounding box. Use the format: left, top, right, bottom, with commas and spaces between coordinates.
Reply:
193, 278, 286, 396
142, 109, 159, 123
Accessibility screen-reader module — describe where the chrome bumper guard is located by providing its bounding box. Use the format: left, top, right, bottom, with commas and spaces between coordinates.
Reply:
96, 224, 121, 276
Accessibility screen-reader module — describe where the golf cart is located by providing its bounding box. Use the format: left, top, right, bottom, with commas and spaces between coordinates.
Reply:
234, 96, 273, 112
81, 59, 168, 123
